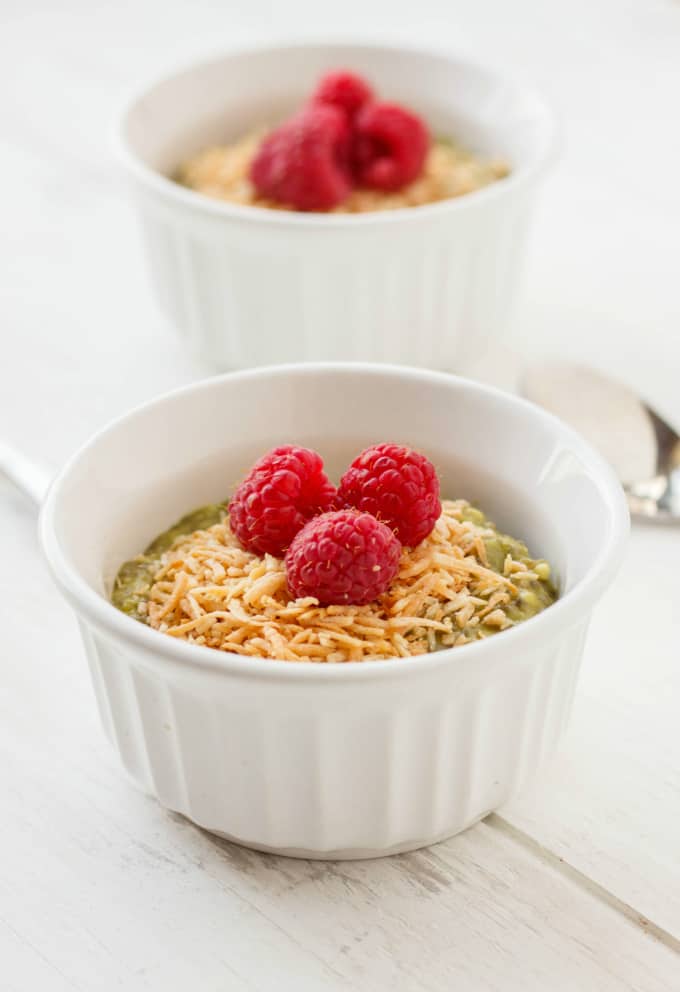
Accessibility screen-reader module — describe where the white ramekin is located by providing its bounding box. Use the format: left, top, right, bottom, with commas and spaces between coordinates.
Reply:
116, 43, 555, 371
40, 365, 627, 859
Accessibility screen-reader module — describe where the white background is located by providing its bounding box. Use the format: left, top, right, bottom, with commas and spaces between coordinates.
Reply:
1, 1, 679, 989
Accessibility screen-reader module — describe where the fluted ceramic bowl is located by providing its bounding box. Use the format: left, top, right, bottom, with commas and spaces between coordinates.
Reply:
117, 42, 555, 370
40, 364, 627, 858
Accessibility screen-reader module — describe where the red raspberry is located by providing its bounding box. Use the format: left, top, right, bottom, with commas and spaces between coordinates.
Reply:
229, 446, 336, 557
250, 104, 351, 211
353, 102, 429, 191
312, 70, 374, 118
285, 510, 401, 606
337, 444, 441, 547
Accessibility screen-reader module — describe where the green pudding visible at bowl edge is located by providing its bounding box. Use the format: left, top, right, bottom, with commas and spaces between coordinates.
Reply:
111, 502, 557, 639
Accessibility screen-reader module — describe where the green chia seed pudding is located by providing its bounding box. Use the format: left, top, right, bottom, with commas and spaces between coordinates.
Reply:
112, 499, 556, 663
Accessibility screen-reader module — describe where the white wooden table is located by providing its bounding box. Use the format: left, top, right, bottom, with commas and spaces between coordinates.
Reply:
2, 1, 679, 988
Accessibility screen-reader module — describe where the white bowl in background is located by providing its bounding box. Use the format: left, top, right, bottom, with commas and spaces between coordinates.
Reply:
116, 43, 555, 371
40, 364, 626, 858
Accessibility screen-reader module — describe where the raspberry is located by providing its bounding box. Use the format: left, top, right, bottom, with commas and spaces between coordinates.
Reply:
312, 70, 374, 118
285, 510, 401, 606
250, 104, 351, 211
353, 102, 429, 191
229, 446, 336, 557
337, 444, 441, 547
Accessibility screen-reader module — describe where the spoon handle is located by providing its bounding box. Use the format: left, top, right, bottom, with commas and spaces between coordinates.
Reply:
0, 441, 51, 508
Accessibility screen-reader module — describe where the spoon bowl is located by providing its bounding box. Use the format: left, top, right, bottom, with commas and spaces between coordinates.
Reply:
522, 362, 680, 524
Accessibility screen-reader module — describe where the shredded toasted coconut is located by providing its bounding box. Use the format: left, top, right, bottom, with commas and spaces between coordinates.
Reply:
177, 133, 509, 213
139, 500, 552, 662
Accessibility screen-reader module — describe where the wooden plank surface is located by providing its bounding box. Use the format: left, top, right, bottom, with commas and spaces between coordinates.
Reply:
502, 528, 680, 942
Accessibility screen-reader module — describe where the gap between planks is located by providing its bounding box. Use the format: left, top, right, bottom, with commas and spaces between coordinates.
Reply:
487, 812, 680, 956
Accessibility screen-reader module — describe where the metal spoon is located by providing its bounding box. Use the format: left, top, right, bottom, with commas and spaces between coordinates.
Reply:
0, 441, 50, 509
522, 362, 680, 523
